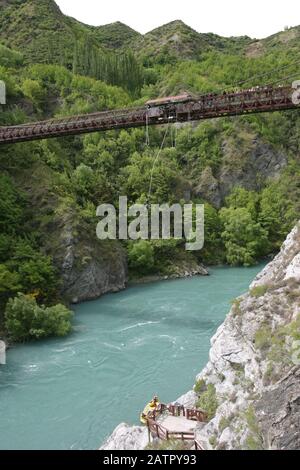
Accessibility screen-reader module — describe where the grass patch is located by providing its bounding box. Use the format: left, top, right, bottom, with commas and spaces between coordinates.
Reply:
146, 439, 190, 450
218, 415, 232, 433
194, 378, 206, 395
244, 406, 264, 450
254, 325, 273, 351
209, 435, 217, 449
231, 298, 242, 316
250, 285, 269, 298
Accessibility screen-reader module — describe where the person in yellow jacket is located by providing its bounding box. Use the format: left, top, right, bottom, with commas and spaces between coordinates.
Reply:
140, 396, 160, 424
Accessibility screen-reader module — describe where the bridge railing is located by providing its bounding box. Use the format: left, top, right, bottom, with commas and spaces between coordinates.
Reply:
147, 418, 195, 442
146, 403, 208, 444
151, 403, 207, 423
194, 439, 205, 451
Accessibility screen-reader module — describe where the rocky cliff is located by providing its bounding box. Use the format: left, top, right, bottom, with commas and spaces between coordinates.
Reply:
101, 222, 300, 450
195, 133, 287, 208
17, 164, 128, 305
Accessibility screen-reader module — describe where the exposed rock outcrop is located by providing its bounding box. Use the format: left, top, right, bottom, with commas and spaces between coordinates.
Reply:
0, 340, 6, 365
101, 222, 300, 450
18, 164, 128, 304
101, 424, 149, 451
191, 222, 300, 450
49, 209, 128, 304
194, 134, 287, 208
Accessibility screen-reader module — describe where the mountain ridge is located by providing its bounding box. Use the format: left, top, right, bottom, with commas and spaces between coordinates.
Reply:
1, 0, 299, 65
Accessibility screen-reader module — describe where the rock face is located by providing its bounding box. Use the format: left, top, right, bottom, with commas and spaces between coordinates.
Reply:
101, 223, 300, 450
194, 135, 287, 208
18, 164, 128, 305
49, 209, 128, 304
101, 424, 149, 451
192, 222, 300, 450
0, 340, 6, 365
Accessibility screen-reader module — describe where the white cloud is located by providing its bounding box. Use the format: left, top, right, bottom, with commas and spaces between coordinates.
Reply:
56, 0, 299, 38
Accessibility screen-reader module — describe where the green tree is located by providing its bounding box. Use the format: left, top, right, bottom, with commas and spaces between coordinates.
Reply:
5, 294, 73, 342
0, 174, 24, 234
259, 164, 300, 249
200, 203, 224, 264
22, 79, 46, 109
10, 241, 57, 301
220, 207, 268, 266
127, 241, 155, 275
226, 187, 260, 220
0, 264, 21, 302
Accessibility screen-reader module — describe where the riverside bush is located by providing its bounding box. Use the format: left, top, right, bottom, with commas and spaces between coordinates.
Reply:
5, 293, 73, 342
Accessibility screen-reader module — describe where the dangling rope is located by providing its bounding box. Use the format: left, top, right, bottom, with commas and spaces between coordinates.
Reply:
145, 111, 150, 146
173, 110, 179, 149
147, 123, 170, 204
187, 110, 191, 144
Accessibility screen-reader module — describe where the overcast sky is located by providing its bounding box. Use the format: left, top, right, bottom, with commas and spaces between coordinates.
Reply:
55, 0, 299, 38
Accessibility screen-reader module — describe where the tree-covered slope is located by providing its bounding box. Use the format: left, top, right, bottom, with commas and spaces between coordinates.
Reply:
0, 0, 144, 95
0, 0, 90, 65
89, 21, 141, 50
0, 1, 300, 339
132, 20, 253, 65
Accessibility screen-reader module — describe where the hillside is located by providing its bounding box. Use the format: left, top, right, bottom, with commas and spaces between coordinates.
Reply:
0, 0, 300, 340
131, 20, 253, 65
245, 25, 300, 58
0, 0, 91, 65
89, 21, 141, 50
0, 0, 141, 65
2, 0, 299, 66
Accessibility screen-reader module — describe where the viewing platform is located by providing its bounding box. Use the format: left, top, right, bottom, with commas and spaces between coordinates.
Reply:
146, 403, 207, 449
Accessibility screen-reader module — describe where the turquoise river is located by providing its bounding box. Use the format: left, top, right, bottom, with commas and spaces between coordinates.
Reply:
0, 265, 264, 450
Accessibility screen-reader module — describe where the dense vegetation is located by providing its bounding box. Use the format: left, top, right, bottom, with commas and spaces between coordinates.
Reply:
0, 0, 299, 340
5, 293, 72, 341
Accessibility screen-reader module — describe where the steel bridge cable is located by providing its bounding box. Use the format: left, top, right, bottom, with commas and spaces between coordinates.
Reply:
147, 123, 170, 203
195, 56, 300, 99
145, 111, 150, 146
222, 57, 300, 90
264, 72, 300, 87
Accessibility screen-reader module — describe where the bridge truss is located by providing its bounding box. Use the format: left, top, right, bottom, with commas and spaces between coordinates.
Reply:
0, 85, 298, 145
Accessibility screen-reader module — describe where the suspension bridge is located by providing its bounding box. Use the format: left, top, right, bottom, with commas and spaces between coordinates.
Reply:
0, 84, 299, 145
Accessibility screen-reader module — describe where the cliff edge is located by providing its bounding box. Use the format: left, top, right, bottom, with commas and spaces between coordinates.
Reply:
101, 222, 300, 450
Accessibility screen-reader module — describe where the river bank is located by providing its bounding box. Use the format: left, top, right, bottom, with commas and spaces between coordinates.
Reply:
128, 263, 209, 285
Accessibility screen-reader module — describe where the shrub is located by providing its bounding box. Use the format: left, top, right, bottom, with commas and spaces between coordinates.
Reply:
127, 240, 155, 275
209, 435, 217, 448
219, 416, 231, 433
196, 383, 218, 420
250, 285, 268, 298
254, 326, 272, 351
10, 241, 58, 302
220, 207, 268, 266
244, 406, 264, 450
231, 298, 242, 316
5, 293, 73, 342
194, 378, 206, 395
22, 79, 46, 109
146, 439, 190, 450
